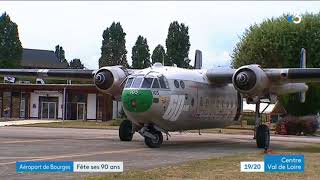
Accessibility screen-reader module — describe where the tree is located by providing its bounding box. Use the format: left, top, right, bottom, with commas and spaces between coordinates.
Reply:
69, 58, 84, 69
165, 21, 191, 68
99, 22, 128, 68
231, 13, 320, 116
0, 12, 23, 68
55, 45, 68, 65
131, 36, 151, 69
151, 44, 166, 64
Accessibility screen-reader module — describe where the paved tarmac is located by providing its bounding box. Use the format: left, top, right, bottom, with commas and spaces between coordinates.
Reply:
0, 127, 319, 180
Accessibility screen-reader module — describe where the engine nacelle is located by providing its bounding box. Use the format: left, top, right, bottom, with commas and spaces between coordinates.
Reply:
94, 66, 128, 98
232, 65, 269, 97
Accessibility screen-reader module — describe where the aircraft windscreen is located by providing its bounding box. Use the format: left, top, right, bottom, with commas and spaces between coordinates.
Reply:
151, 78, 160, 88
158, 76, 169, 89
141, 78, 153, 88
131, 77, 143, 88
125, 78, 134, 88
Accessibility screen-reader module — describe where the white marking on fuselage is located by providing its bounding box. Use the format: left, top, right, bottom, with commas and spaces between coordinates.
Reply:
166, 95, 180, 121
172, 96, 185, 121
162, 95, 185, 121
162, 95, 177, 120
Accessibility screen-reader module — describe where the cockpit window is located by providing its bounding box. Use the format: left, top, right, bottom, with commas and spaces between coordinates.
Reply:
159, 76, 169, 89
125, 78, 133, 88
141, 78, 153, 88
152, 78, 160, 88
131, 77, 143, 88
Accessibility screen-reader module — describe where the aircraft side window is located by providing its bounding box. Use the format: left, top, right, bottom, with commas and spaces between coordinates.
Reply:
131, 77, 143, 88
152, 78, 160, 88
174, 80, 179, 88
141, 78, 153, 88
159, 76, 168, 89
125, 78, 133, 88
180, 80, 185, 89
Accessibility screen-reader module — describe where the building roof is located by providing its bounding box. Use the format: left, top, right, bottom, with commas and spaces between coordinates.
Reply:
21, 48, 68, 69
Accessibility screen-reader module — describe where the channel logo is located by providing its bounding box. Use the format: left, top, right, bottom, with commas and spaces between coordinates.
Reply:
287, 14, 302, 24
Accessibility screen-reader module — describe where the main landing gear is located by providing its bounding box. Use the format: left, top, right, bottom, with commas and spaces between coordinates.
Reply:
119, 120, 134, 141
254, 103, 270, 150
139, 126, 163, 148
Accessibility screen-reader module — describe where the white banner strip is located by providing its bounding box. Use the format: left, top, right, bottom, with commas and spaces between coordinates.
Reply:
240, 161, 264, 172
74, 161, 123, 172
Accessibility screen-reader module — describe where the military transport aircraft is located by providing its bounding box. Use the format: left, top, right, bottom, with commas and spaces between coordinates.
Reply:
0, 49, 319, 149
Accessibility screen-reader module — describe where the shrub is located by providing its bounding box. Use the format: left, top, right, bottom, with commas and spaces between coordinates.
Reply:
276, 115, 319, 135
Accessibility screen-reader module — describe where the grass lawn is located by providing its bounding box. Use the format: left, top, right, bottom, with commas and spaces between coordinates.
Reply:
14, 120, 120, 130
85, 146, 320, 180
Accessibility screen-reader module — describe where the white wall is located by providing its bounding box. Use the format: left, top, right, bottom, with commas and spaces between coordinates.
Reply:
87, 94, 97, 120
30, 91, 63, 119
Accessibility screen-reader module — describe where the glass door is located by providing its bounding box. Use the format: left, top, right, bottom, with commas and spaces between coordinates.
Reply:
48, 102, 56, 119
41, 102, 56, 119
77, 103, 86, 120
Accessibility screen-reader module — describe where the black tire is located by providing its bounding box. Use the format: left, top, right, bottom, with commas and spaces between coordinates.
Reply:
144, 130, 163, 148
119, 120, 133, 141
256, 124, 270, 149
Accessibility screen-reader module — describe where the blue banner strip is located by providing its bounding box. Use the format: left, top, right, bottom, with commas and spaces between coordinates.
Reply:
264, 155, 304, 172
16, 161, 74, 173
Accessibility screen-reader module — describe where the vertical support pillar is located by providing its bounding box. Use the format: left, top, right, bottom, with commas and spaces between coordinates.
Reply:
63, 87, 66, 121
255, 103, 261, 127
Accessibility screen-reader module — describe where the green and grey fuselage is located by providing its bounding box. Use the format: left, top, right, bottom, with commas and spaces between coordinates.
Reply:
122, 64, 242, 131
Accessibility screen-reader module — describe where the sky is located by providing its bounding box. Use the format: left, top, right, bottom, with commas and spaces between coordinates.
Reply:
1, 1, 320, 70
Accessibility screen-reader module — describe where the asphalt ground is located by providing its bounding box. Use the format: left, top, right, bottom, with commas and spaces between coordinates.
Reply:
0, 127, 319, 180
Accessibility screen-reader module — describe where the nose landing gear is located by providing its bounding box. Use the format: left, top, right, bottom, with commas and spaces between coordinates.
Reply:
139, 126, 163, 148
119, 119, 134, 141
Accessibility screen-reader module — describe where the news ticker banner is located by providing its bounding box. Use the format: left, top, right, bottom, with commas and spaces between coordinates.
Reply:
16, 161, 123, 173
241, 155, 304, 172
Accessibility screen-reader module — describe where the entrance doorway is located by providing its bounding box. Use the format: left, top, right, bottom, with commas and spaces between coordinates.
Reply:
41, 102, 57, 119
77, 103, 86, 120
39, 97, 58, 119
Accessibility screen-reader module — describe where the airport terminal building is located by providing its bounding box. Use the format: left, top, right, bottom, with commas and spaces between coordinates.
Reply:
0, 48, 119, 121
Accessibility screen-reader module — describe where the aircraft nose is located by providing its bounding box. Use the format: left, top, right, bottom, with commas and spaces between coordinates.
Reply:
122, 89, 153, 113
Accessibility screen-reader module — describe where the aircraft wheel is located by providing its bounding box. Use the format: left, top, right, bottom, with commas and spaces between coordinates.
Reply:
256, 124, 270, 148
144, 129, 163, 148
119, 120, 134, 141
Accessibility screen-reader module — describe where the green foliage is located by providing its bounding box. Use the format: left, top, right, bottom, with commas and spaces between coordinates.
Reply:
280, 84, 320, 115
55, 45, 69, 66
165, 21, 191, 68
151, 44, 166, 64
69, 58, 84, 69
231, 12, 320, 116
0, 12, 23, 68
99, 22, 128, 68
131, 35, 151, 69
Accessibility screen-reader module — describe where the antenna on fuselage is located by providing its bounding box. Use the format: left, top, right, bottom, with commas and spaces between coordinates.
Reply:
194, 50, 202, 69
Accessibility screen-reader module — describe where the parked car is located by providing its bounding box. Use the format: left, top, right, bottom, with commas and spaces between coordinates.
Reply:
275, 115, 319, 135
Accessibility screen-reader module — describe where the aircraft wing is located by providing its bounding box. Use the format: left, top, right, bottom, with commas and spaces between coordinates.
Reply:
206, 65, 320, 102
0, 66, 134, 98
0, 69, 95, 80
